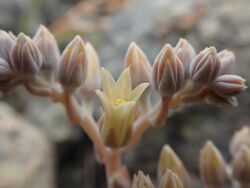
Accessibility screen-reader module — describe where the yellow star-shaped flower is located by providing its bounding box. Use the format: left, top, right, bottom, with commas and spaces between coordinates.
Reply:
96, 68, 149, 148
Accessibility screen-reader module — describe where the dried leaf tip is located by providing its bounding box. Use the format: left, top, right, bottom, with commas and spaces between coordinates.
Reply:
199, 141, 228, 187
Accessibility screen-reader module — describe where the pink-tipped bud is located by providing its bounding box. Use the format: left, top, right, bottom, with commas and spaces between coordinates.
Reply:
232, 145, 250, 185
0, 30, 15, 63
211, 75, 246, 97
230, 126, 250, 156
80, 42, 101, 97
125, 42, 151, 88
159, 170, 184, 188
11, 33, 43, 75
58, 36, 88, 91
33, 25, 60, 73
218, 50, 235, 75
152, 44, 184, 98
174, 38, 196, 78
190, 47, 220, 86
132, 171, 155, 188
199, 141, 228, 187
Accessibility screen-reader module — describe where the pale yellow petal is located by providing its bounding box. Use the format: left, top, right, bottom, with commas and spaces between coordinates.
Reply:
130, 83, 150, 101
95, 90, 114, 112
101, 68, 117, 101
114, 101, 135, 145
116, 68, 132, 100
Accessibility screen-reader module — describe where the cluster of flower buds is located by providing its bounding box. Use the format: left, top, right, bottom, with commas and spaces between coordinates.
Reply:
0, 24, 246, 149
132, 126, 250, 188
132, 144, 186, 188
0, 25, 101, 97
152, 39, 246, 107
0, 25, 247, 188
131, 145, 185, 188
132, 169, 183, 188
199, 127, 250, 188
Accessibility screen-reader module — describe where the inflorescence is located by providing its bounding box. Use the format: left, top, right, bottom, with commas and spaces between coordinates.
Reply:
0, 25, 247, 188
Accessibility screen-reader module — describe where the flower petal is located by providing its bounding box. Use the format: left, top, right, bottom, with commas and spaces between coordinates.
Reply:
116, 68, 132, 100
130, 83, 150, 101
101, 68, 117, 101
114, 101, 136, 145
95, 90, 114, 112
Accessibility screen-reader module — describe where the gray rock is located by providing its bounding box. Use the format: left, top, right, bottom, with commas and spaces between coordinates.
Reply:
0, 102, 55, 188
7, 86, 75, 142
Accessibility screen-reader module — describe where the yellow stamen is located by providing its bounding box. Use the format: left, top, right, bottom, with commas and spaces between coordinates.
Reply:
114, 98, 125, 105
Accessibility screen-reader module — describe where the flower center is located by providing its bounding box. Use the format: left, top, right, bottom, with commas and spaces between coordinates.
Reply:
114, 98, 125, 105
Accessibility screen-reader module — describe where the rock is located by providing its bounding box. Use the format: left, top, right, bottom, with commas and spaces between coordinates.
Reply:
6, 86, 76, 142
0, 102, 55, 188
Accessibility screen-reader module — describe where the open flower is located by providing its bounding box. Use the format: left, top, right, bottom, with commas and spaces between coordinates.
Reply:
96, 68, 149, 148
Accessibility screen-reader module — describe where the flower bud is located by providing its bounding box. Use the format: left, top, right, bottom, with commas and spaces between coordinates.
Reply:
211, 75, 246, 97
125, 42, 151, 88
8, 32, 16, 41
11, 33, 43, 75
80, 42, 101, 97
218, 50, 235, 75
199, 141, 228, 187
152, 44, 184, 98
33, 25, 60, 73
205, 91, 238, 107
58, 36, 88, 91
232, 145, 250, 184
159, 170, 184, 188
0, 58, 18, 90
158, 145, 189, 187
0, 58, 14, 81
174, 38, 196, 78
190, 47, 220, 86
132, 171, 155, 188
0, 30, 15, 63
230, 126, 250, 156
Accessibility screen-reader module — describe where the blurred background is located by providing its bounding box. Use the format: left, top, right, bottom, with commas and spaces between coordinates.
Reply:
0, 0, 250, 187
